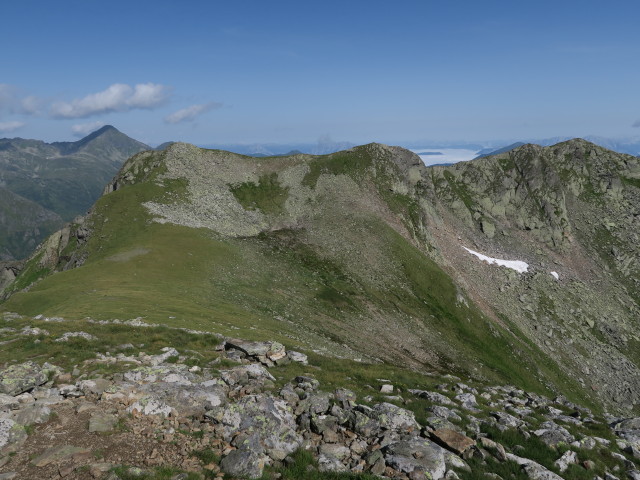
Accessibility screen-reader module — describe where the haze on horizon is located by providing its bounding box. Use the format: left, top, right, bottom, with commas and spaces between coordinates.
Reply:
1, 0, 640, 148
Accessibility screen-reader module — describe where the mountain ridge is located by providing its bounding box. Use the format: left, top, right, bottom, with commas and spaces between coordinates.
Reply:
0, 126, 149, 259
2, 137, 639, 415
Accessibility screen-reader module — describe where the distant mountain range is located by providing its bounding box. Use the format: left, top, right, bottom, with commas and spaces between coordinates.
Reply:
0, 125, 149, 260
475, 136, 640, 160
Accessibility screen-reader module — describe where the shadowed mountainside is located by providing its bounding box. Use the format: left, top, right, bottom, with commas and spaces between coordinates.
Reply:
0, 125, 149, 259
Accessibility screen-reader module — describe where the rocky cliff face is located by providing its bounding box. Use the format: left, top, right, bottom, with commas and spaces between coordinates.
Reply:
2, 139, 639, 417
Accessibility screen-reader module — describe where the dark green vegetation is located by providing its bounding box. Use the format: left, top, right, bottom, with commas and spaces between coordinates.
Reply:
230, 173, 290, 214
263, 449, 378, 480
0, 316, 221, 373
2, 138, 640, 417
0, 125, 148, 259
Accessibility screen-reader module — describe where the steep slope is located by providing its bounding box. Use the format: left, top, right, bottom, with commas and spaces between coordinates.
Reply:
0, 187, 62, 260
0, 126, 149, 259
2, 140, 639, 414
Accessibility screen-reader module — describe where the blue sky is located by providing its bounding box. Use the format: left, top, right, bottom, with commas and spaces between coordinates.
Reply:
1, 0, 640, 147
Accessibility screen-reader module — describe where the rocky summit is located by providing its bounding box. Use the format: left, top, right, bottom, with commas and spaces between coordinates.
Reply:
1, 139, 639, 478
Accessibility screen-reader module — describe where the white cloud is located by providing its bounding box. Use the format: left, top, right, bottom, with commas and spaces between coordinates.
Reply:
20, 95, 41, 115
0, 85, 42, 115
51, 83, 171, 118
0, 121, 26, 134
71, 121, 106, 137
164, 102, 222, 124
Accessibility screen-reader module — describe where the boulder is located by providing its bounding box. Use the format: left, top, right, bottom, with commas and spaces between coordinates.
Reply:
384, 438, 447, 480
12, 404, 51, 426
506, 453, 565, 480
409, 389, 455, 406
554, 450, 578, 473
0, 419, 26, 452
371, 402, 420, 433
220, 447, 265, 479
431, 428, 475, 455
0, 362, 49, 396
88, 413, 118, 433
30, 445, 90, 467
318, 453, 348, 472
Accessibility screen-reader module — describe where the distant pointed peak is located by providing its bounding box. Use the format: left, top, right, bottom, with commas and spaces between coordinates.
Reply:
92, 125, 118, 135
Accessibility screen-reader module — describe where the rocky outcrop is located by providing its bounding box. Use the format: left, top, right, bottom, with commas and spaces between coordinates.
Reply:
1, 332, 638, 480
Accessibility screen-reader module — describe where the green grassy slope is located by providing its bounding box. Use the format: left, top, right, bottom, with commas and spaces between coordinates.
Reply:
2, 144, 597, 411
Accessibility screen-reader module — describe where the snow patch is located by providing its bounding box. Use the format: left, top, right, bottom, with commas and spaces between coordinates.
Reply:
462, 247, 529, 273
550, 271, 559, 280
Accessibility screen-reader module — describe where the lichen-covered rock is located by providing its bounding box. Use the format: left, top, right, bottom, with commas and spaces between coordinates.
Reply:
384, 437, 447, 480
220, 446, 266, 479
0, 419, 25, 451
0, 362, 49, 396
217, 394, 302, 461
371, 402, 420, 433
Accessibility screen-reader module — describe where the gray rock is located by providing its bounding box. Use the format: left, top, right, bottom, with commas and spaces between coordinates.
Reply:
319, 443, 350, 460
0, 362, 49, 396
218, 394, 302, 461
351, 410, 381, 437
77, 378, 112, 396
55, 331, 97, 342
409, 389, 454, 406
220, 364, 275, 387
293, 376, 319, 391
0, 419, 24, 450
554, 450, 577, 472
384, 438, 447, 480
295, 391, 332, 416
371, 402, 420, 432
455, 393, 479, 411
88, 413, 118, 433
30, 444, 90, 467
12, 404, 51, 425
506, 453, 565, 480
287, 351, 308, 365
220, 447, 266, 479
128, 381, 227, 417
533, 423, 574, 447
429, 405, 462, 421
318, 453, 348, 472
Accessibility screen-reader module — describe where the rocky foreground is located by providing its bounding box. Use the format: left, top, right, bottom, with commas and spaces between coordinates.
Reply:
1, 330, 640, 480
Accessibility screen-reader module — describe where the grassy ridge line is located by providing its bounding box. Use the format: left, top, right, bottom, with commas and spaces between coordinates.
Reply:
1, 145, 597, 410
